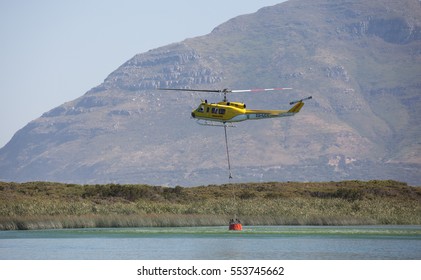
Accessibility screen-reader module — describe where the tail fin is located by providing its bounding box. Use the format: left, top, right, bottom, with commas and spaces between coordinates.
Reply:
288, 96, 312, 113
288, 102, 305, 113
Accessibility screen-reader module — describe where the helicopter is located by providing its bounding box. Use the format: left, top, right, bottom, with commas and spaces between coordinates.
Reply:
158, 86, 312, 231
158, 87, 312, 126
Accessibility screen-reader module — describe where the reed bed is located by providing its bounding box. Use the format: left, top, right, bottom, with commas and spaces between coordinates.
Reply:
1, 180, 420, 230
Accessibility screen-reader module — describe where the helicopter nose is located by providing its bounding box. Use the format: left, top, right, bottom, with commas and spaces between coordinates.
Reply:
191, 112, 196, 118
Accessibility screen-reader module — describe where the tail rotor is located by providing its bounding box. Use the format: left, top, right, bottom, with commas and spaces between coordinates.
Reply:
289, 96, 312, 105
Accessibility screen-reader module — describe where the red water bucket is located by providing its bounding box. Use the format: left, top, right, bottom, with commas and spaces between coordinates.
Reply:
229, 223, 242, 231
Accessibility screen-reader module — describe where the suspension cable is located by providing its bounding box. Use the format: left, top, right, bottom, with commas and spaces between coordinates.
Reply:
223, 123, 240, 226
223, 123, 233, 179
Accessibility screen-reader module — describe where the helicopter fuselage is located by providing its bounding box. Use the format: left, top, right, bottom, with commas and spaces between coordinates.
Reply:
191, 100, 304, 123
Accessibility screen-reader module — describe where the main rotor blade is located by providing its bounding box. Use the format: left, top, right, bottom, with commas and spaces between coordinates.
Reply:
231, 87, 292, 93
158, 88, 229, 93
158, 87, 292, 93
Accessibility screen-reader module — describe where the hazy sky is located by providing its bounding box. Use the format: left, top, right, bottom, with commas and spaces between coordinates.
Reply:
0, 0, 286, 148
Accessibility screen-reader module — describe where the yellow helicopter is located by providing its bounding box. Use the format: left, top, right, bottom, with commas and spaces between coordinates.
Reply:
158, 87, 311, 230
159, 87, 312, 126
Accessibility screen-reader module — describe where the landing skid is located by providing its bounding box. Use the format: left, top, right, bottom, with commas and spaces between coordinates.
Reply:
196, 120, 236, 127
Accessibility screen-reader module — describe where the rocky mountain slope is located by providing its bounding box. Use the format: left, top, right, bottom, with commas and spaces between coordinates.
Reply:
1, 0, 420, 186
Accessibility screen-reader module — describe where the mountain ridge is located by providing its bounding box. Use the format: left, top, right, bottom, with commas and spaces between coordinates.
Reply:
1, 0, 420, 186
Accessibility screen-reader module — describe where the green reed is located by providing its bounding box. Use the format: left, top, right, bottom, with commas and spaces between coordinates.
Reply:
1, 180, 420, 230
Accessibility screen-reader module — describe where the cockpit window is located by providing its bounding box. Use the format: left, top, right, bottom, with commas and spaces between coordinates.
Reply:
210, 107, 225, 114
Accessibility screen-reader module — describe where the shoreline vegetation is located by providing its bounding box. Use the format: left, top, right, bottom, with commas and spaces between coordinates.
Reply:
1, 180, 420, 230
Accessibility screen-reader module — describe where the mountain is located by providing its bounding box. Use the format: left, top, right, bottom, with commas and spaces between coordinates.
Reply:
1, 0, 420, 186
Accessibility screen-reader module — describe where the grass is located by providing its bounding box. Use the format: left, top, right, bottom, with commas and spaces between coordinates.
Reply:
1, 180, 420, 230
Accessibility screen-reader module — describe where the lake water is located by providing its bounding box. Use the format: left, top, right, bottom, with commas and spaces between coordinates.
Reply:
1, 226, 421, 260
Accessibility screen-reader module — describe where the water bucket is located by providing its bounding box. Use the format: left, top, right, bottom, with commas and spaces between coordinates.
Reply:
229, 223, 242, 231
